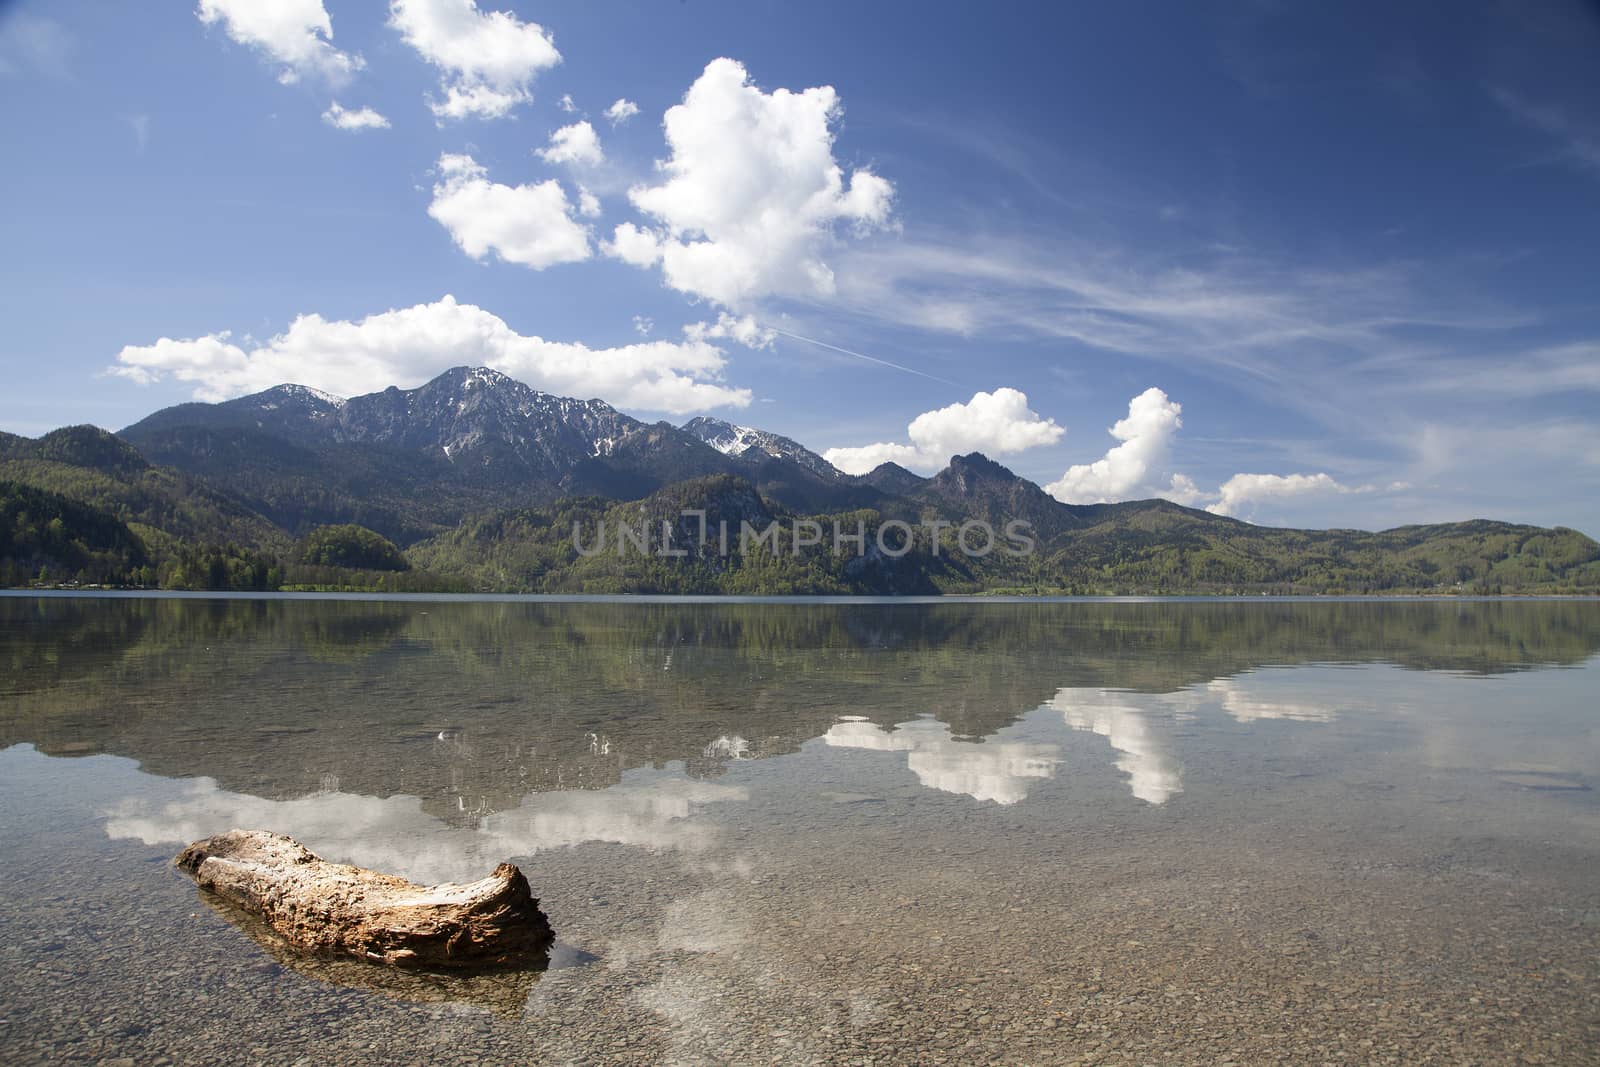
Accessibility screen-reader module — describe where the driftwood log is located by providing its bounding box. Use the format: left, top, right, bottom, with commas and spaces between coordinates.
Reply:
176, 830, 553, 969
192, 890, 547, 1017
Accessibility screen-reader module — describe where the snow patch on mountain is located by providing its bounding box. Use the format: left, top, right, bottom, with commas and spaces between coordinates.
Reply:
248, 383, 347, 415
681, 416, 839, 479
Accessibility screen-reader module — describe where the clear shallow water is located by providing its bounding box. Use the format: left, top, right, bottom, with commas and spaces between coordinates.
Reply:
1, 597, 1597, 1064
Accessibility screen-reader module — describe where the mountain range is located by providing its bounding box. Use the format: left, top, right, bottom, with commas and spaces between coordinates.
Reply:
4, 366, 1599, 594
114, 366, 900, 543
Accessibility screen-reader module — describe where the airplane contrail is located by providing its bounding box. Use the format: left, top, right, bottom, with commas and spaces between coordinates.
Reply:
767, 327, 961, 387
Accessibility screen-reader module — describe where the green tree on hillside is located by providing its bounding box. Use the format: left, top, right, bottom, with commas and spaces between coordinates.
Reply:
298, 524, 411, 571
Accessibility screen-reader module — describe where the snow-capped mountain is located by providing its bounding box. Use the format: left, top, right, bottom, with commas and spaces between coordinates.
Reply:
120, 368, 869, 533
681, 416, 840, 479
97, 364, 1245, 554
324, 367, 642, 476
116, 367, 911, 539
127, 382, 347, 442
125, 367, 648, 481
128, 370, 851, 489
250, 383, 346, 415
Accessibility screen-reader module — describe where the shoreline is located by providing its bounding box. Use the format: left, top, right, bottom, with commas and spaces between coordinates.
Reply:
4, 588, 1599, 604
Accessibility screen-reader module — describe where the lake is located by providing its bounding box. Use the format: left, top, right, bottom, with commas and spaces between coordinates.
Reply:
1, 595, 1597, 1064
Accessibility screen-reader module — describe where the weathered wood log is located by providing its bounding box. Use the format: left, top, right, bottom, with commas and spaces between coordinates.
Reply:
193, 891, 547, 1017
175, 829, 553, 970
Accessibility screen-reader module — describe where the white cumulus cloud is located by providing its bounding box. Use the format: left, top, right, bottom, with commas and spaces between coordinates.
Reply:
576, 185, 602, 218
822, 441, 922, 474
1046, 387, 1183, 504
1206, 472, 1350, 518
683, 313, 775, 350
198, 0, 363, 86
538, 120, 603, 166
321, 101, 389, 130
428, 153, 591, 269
1038, 387, 1386, 522
604, 221, 662, 267
607, 57, 894, 308
823, 388, 1063, 475
388, 0, 560, 120
604, 97, 639, 125
1160, 472, 1210, 508
109, 295, 751, 414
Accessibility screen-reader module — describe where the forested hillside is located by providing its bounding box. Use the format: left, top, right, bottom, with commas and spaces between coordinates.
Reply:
3, 382, 1597, 595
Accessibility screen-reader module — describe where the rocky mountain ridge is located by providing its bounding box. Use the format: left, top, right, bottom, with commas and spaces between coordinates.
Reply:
5, 367, 1598, 594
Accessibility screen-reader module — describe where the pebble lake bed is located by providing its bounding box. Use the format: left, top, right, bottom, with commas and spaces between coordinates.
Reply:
1, 595, 1597, 1064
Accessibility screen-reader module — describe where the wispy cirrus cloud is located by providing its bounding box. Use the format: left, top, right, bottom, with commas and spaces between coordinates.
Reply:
1491, 87, 1600, 177
806, 226, 1552, 465
0, 13, 73, 78
828, 235, 1521, 368
1385, 341, 1600, 399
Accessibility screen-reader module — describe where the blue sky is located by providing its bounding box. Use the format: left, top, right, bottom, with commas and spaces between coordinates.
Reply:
2, 1, 1598, 533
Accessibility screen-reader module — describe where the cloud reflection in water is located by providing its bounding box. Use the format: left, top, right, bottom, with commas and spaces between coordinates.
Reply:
822, 717, 1059, 804
1048, 690, 1186, 805
105, 772, 745, 885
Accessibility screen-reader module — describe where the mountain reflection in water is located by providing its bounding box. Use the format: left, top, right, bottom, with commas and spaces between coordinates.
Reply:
5, 597, 1596, 820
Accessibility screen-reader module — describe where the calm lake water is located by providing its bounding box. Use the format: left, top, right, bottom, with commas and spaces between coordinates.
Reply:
2, 595, 1597, 1065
